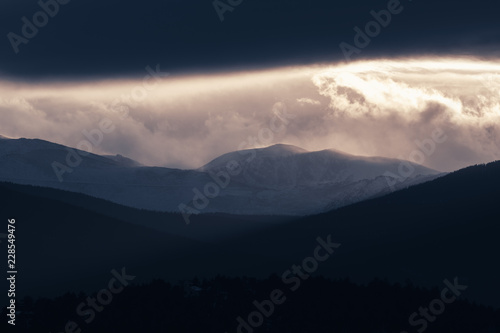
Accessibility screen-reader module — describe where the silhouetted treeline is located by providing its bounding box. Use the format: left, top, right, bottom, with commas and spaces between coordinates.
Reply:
2, 275, 499, 333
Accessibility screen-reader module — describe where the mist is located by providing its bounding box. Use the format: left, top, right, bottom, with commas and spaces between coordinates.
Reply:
1, 56, 499, 171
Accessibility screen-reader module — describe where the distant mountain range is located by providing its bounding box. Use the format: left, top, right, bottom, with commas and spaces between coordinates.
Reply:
0, 136, 443, 215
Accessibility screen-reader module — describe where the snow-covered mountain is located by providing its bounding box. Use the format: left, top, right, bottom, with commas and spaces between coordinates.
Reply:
0, 137, 444, 215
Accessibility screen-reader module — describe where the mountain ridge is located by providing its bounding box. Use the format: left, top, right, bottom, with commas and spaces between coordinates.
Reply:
0, 137, 444, 215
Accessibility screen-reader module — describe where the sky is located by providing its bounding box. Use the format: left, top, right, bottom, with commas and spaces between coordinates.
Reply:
1, 0, 500, 171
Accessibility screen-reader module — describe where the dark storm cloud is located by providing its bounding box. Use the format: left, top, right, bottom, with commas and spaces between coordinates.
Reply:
1, 0, 500, 79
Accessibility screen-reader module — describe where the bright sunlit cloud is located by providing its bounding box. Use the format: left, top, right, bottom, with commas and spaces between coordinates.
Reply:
1, 56, 500, 171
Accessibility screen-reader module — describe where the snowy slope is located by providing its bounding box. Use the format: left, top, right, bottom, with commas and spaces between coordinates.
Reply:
202, 144, 438, 188
201, 144, 443, 214
0, 137, 444, 215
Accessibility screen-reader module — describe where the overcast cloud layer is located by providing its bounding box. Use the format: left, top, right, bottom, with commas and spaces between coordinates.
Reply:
1, 0, 500, 78
1, 56, 499, 172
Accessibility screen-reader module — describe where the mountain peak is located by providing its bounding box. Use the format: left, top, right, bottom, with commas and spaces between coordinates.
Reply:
200, 143, 308, 170
258, 144, 308, 155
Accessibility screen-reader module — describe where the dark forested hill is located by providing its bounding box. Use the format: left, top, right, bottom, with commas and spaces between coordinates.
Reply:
0, 183, 285, 300
220, 161, 500, 307
0, 160, 499, 316
3, 276, 499, 333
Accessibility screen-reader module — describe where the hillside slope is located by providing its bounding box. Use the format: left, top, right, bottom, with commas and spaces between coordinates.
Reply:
0, 137, 443, 215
